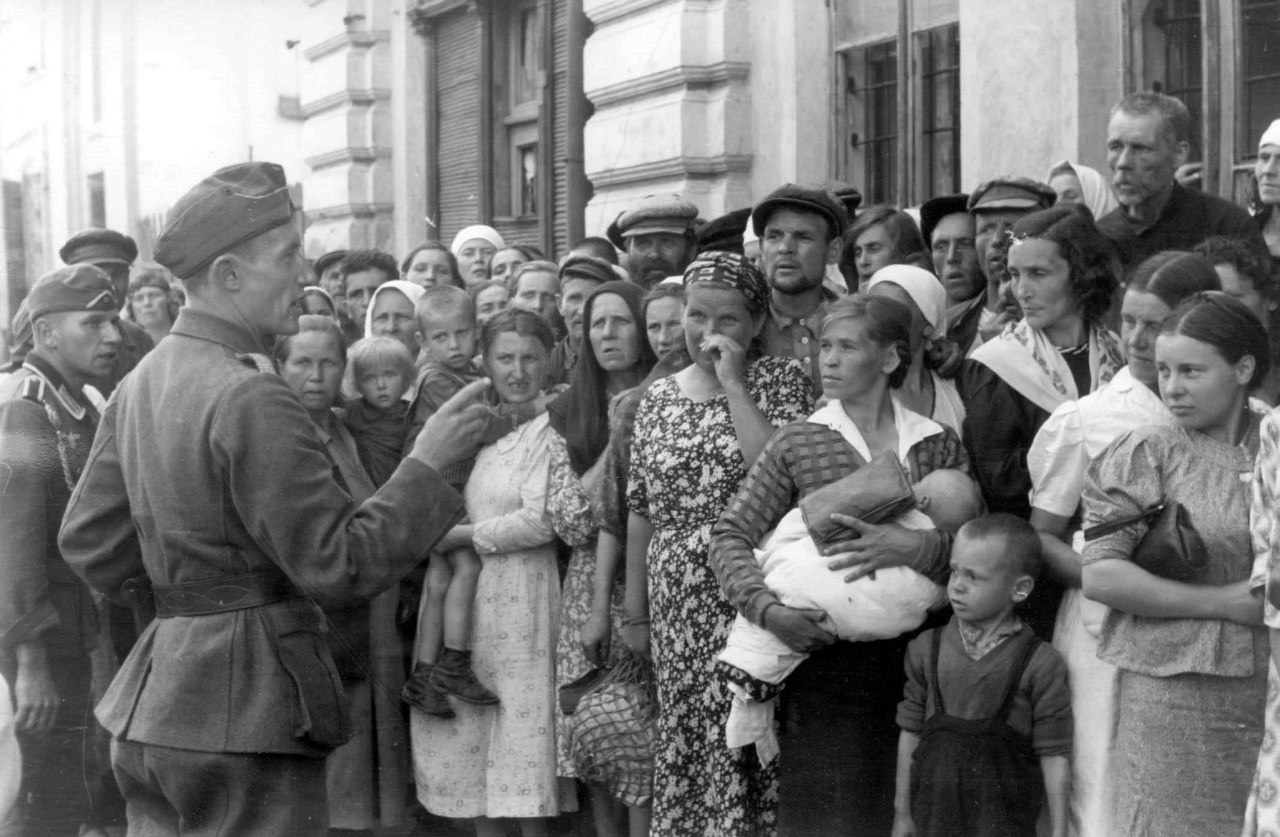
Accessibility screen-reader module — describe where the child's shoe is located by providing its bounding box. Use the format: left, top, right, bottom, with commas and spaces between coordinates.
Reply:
401, 662, 456, 719
431, 647, 500, 705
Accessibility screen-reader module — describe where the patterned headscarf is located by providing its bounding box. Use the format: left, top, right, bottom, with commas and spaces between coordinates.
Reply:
682, 250, 770, 315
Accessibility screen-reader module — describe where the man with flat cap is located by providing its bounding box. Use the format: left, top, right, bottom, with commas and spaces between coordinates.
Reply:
60, 228, 156, 395
616, 194, 700, 289
752, 183, 848, 395
919, 193, 981, 307
0, 264, 121, 835
59, 161, 490, 836
543, 253, 616, 389
945, 177, 1056, 355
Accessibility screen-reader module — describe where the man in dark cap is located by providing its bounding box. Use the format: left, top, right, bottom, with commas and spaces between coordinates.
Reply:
752, 183, 848, 395
945, 177, 1056, 355
59, 161, 491, 836
0, 264, 121, 835
543, 253, 616, 389
60, 228, 155, 395
616, 194, 700, 289
696, 207, 753, 255
1097, 91, 1263, 277
920, 193, 981, 306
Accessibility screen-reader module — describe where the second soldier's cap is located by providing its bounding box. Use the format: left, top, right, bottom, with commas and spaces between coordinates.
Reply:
27, 264, 119, 321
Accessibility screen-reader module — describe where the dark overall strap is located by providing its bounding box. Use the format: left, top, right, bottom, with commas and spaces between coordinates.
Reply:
995, 633, 1042, 721
928, 626, 947, 715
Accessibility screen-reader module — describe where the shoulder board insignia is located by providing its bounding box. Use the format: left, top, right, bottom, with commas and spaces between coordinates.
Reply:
236, 353, 277, 374
18, 374, 47, 404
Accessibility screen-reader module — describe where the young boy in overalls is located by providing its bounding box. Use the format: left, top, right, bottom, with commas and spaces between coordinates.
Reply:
892, 513, 1072, 837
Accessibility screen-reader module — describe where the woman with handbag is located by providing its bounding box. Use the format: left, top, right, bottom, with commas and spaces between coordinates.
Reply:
1080, 292, 1269, 836
958, 203, 1123, 639
545, 280, 657, 836
1026, 251, 1220, 837
708, 293, 969, 836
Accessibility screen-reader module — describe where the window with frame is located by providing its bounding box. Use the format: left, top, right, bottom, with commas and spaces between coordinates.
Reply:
918, 24, 961, 199
493, 1, 542, 219
838, 40, 899, 206
1239, 0, 1280, 159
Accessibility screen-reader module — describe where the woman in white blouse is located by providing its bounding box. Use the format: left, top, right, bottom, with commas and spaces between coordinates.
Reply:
1026, 251, 1220, 837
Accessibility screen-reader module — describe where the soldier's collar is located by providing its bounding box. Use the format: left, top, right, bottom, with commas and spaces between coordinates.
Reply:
170, 307, 272, 356
22, 354, 92, 420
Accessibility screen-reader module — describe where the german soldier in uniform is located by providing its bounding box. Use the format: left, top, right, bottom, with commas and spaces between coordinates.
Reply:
0, 264, 121, 834
59, 162, 489, 836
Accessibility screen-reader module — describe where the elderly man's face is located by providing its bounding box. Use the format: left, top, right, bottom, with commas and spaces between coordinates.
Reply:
627, 232, 692, 289
1107, 110, 1188, 214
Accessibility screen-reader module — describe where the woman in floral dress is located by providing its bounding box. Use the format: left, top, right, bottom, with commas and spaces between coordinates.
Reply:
546, 280, 657, 835
412, 309, 561, 837
622, 252, 813, 837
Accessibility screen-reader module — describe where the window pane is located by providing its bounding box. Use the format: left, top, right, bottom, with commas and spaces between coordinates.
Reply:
1242, 0, 1280, 156
920, 24, 960, 198
518, 143, 537, 216
512, 6, 542, 107
866, 41, 898, 205
1154, 0, 1202, 158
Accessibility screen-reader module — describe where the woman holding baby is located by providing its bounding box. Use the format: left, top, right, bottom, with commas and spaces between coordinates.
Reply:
709, 293, 972, 836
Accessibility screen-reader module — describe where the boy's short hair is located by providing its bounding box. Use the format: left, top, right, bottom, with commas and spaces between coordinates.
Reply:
416, 284, 475, 329
956, 513, 1042, 579
343, 335, 415, 400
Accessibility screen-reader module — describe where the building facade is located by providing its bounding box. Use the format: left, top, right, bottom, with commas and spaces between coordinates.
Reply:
1, 0, 1276, 356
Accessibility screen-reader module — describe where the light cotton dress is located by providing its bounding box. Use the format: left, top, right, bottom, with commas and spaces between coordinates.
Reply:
411, 414, 560, 820
1027, 366, 1171, 837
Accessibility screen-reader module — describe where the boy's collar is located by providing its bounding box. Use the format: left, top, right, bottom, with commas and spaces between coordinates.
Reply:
954, 612, 1023, 661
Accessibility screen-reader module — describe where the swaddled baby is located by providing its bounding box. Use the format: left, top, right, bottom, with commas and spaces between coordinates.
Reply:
717, 467, 984, 760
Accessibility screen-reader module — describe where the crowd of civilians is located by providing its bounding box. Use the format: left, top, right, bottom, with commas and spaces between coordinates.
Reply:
9, 89, 1280, 837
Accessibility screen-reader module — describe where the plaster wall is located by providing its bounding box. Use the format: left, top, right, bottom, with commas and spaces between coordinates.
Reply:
959, 0, 1121, 187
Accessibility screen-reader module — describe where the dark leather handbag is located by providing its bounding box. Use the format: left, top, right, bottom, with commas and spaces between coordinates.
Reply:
1083, 501, 1208, 583
799, 451, 917, 552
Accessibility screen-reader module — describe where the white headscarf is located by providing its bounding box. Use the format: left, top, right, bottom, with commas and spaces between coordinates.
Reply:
449, 225, 506, 257
867, 265, 947, 332
1259, 119, 1280, 151
363, 279, 426, 338
1047, 160, 1119, 220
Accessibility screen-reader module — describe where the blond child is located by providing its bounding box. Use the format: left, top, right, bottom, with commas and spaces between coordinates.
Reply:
892, 514, 1071, 837
401, 286, 540, 718
342, 336, 416, 487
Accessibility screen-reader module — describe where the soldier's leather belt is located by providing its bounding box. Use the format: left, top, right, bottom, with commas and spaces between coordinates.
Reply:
152, 571, 299, 617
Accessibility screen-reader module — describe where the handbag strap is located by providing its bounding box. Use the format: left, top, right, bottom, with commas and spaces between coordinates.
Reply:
1082, 502, 1166, 542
